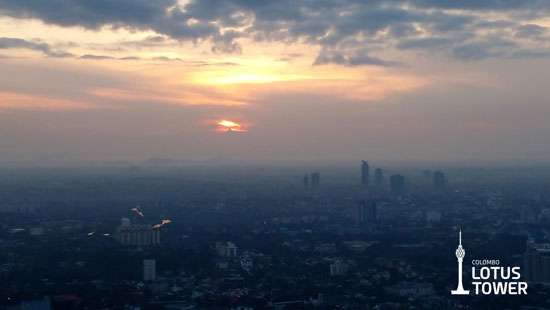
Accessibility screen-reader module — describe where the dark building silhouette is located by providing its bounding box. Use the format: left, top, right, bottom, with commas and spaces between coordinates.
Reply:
524, 242, 550, 283
357, 200, 377, 225
390, 174, 406, 195
433, 170, 446, 191
303, 174, 310, 190
423, 169, 432, 179
361, 161, 370, 187
374, 168, 384, 187
310, 172, 320, 189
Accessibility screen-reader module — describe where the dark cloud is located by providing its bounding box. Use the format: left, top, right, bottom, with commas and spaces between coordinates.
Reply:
80, 54, 116, 60
210, 30, 242, 54
515, 24, 548, 39
1, 0, 550, 65
0, 39, 185, 62
452, 39, 518, 60
119, 56, 141, 60
118, 35, 171, 49
80, 54, 183, 62
314, 49, 401, 67
407, 0, 548, 10
0, 0, 227, 50
76, 55, 240, 65
0, 0, 175, 29
509, 49, 550, 59
397, 37, 456, 50
151, 56, 182, 62
0, 37, 73, 57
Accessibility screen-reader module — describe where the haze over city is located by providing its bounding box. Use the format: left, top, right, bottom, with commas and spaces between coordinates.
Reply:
1, 0, 550, 165
4, 2, 550, 309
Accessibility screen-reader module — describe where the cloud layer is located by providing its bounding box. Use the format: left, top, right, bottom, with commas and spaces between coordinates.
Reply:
1, 0, 550, 65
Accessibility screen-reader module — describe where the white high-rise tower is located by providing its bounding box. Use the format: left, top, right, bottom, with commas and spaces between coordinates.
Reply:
451, 230, 470, 295
143, 259, 156, 282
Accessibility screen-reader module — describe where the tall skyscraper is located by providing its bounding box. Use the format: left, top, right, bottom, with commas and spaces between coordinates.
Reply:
303, 174, 310, 190
433, 170, 446, 191
361, 161, 369, 187
357, 200, 377, 225
374, 168, 383, 187
390, 174, 406, 195
310, 172, 320, 189
143, 259, 156, 282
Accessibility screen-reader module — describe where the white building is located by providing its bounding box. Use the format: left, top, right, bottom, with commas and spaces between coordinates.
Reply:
143, 259, 157, 282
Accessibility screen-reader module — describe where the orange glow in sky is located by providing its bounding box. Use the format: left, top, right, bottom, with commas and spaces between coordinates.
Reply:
216, 119, 248, 133
0, 1, 548, 164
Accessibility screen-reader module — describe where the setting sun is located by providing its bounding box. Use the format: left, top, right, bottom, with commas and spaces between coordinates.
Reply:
1, 1, 550, 305
216, 119, 248, 133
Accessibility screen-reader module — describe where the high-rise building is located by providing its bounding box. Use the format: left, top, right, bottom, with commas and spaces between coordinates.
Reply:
115, 218, 161, 246
357, 200, 377, 225
303, 174, 309, 190
357, 201, 366, 224
390, 174, 406, 195
216, 241, 238, 257
367, 201, 377, 223
310, 172, 320, 189
374, 168, 384, 187
433, 170, 446, 191
524, 242, 550, 283
330, 259, 349, 276
143, 259, 156, 282
361, 161, 369, 187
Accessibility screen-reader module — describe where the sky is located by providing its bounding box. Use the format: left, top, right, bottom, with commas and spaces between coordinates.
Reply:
1, 0, 550, 165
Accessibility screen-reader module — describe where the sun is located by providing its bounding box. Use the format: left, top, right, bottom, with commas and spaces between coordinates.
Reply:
218, 120, 240, 128
216, 119, 248, 132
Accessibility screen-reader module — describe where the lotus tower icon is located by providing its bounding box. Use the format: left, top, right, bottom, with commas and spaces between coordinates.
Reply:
451, 229, 470, 295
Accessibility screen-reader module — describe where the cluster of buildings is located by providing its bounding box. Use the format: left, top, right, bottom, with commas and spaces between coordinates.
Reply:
1, 162, 550, 309
303, 172, 321, 190
524, 242, 550, 283
115, 217, 161, 246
